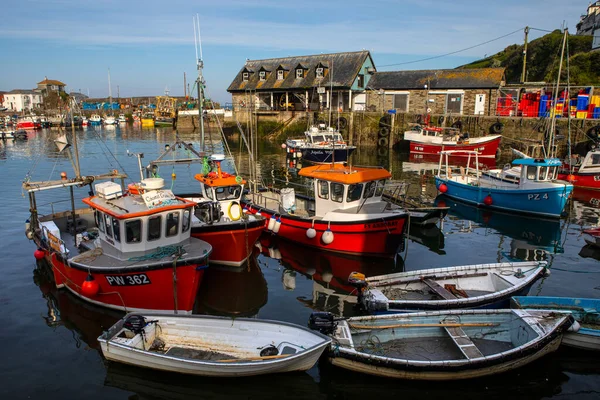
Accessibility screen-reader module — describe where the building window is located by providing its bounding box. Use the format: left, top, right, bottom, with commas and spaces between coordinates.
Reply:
393, 94, 408, 112
316, 67, 324, 78
125, 220, 142, 243
277, 70, 284, 80
446, 93, 463, 114
166, 212, 179, 237
148, 216, 161, 241
259, 71, 266, 81
296, 69, 304, 79
242, 72, 249, 81
318, 180, 329, 199
357, 74, 364, 88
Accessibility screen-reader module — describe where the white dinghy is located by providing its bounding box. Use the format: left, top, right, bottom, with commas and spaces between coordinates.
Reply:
352, 261, 549, 313
98, 313, 331, 377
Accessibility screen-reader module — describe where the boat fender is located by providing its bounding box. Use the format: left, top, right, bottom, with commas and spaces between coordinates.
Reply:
377, 146, 388, 157
337, 117, 348, 129
438, 183, 448, 193
379, 126, 390, 137
378, 137, 389, 147
227, 201, 242, 221
379, 115, 391, 128
567, 319, 581, 333
272, 217, 282, 233
542, 268, 551, 277
490, 122, 504, 134
306, 227, 316, 239
322, 228, 334, 244
484, 195, 493, 206
34, 248, 45, 260
81, 274, 100, 297
267, 215, 276, 231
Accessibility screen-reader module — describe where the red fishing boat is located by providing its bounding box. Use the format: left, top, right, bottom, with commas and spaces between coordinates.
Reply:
244, 164, 409, 257
404, 124, 501, 158
24, 172, 212, 314
17, 116, 41, 130
558, 150, 600, 190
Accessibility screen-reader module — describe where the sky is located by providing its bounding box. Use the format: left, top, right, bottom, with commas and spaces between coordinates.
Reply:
0, 0, 592, 104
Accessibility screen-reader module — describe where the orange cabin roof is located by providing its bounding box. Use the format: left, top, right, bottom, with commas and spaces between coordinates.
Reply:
298, 164, 391, 184
82, 195, 195, 219
194, 172, 246, 187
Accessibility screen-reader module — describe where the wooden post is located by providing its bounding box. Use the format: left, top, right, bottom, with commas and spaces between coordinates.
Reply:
285, 92, 289, 111
389, 113, 395, 152
270, 92, 273, 110
348, 112, 354, 145
305, 90, 309, 110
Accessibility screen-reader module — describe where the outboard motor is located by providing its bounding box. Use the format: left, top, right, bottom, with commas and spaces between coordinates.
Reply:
348, 272, 370, 312
195, 201, 222, 224
308, 312, 337, 335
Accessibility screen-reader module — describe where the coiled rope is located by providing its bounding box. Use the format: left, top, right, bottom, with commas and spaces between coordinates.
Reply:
128, 246, 184, 262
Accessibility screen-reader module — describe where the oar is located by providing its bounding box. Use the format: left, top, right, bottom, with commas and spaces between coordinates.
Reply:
349, 322, 500, 330
216, 354, 291, 363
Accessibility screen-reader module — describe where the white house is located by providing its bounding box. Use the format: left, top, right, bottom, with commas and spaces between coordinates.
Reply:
3, 90, 43, 112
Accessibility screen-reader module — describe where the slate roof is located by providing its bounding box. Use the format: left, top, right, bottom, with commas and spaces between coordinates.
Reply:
7, 89, 38, 94
37, 79, 66, 86
367, 68, 505, 90
227, 50, 373, 92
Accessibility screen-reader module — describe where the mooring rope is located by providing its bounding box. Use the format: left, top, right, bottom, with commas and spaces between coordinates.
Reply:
128, 245, 184, 262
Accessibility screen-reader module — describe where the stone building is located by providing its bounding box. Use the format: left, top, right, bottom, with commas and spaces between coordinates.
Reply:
2, 89, 43, 112
576, 1, 600, 50
36, 78, 67, 96
365, 68, 506, 117
227, 50, 376, 114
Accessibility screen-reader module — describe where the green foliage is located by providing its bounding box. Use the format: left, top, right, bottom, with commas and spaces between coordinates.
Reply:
460, 30, 597, 84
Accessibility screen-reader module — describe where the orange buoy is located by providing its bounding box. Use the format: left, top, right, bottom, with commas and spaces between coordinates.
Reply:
484, 195, 493, 206
567, 174, 576, 182
60, 171, 67, 180
81, 274, 100, 297
438, 183, 448, 193
34, 248, 45, 260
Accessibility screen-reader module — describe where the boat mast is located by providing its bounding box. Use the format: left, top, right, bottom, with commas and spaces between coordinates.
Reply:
328, 58, 333, 128
70, 98, 81, 179
194, 15, 205, 151
548, 28, 568, 158
108, 68, 113, 117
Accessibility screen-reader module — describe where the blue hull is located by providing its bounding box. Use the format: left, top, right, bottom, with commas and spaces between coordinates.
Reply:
435, 177, 572, 218
301, 147, 356, 164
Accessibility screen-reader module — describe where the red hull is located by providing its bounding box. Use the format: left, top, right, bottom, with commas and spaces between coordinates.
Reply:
47, 252, 206, 313
17, 121, 40, 130
191, 222, 265, 266
409, 136, 501, 157
245, 206, 407, 257
557, 172, 600, 191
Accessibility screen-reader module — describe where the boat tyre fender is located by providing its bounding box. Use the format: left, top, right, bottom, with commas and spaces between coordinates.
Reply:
377, 146, 388, 156
227, 201, 242, 221
451, 120, 463, 130
379, 126, 390, 137
491, 122, 504, 134
438, 116, 445, 125
415, 114, 423, 124
378, 136, 389, 147
337, 117, 348, 130
586, 125, 600, 142
379, 115, 391, 128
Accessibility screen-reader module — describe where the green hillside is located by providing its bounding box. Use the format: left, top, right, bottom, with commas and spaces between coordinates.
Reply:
459, 30, 600, 85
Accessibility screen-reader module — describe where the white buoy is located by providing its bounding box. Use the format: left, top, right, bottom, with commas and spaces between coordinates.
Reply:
305, 267, 316, 276
272, 217, 282, 233
282, 269, 296, 291
322, 271, 333, 283
322, 228, 334, 244
306, 227, 317, 239
267, 216, 276, 231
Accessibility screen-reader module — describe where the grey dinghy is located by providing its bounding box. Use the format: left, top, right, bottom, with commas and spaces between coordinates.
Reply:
98, 314, 331, 377
353, 261, 549, 313
309, 309, 575, 380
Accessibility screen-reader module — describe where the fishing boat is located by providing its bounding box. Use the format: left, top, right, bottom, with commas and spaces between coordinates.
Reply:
104, 115, 117, 125
435, 150, 573, 218
243, 164, 409, 257
98, 313, 331, 377
352, 261, 549, 313
24, 131, 212, 313
558, 150, 600, 190
104, 69, 117, 126
82, 116, 89, 127
511, 296, 600, 351
0, 129, 27, 140
309, 308, 575, 380
285, 124, 356, 164
90, 114, 102, 125
118, 114, 127, 124
141, 112, 155, 127
155, 93, 177, 127
405, 124, 502, 158
16, 116, 41, 130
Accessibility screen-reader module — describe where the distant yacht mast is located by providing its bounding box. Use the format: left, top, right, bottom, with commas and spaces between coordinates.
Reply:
194, 14, 205, 150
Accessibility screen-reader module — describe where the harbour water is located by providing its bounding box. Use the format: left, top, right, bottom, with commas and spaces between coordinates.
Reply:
1, 125, 599, 399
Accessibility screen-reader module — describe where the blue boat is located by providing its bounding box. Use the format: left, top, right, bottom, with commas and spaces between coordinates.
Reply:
511, 296, 600, 351
434, 151, 573, 218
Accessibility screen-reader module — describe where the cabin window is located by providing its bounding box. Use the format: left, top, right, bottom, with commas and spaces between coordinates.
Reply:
166, 212, 179, 237
364, 181, 376, 198
331, 183, 344, 203
182, 209, 191, 232
549, 167, 558, 180
112, 218, 121, 242
393, 94, 408, 112
148, 216, 162, 241
125, 220, 142, 243
375, 180, 386, 196
527, 166, 537, 180
316, 67, 324, 78
538, 167, 548, 180
104, 214, 113, 238
242, 72, 249, 81
204, 187, 214, 200
259, 71, 266, 81
96, 211, 105, 233
277, 70, 284, 80
215, 185, 242, 200
296, 69, 304, 79
357, 74, 364, 88
318, 180, 329, 199
347, 183, 363, 203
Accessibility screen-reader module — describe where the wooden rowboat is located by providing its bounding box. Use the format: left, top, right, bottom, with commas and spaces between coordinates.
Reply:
309, 309, 575, 380
98, 313, 331, 377
511, 296, 600, 351
353, 261, 549, 313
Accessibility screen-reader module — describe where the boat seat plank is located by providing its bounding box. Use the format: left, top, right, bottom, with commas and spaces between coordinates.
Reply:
422, 279, 457, 300
444, 326, 484, 359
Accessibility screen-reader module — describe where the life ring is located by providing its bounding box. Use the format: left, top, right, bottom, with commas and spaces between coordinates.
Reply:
227, 201, 242, 221
379, 115, 391, 128
337, 117, 348, 129
490, 122, 504, 134
586, 125, 600, 142
378, 136, 389, 147
128, 183, 144, 195
379, 126, 390, 137
438, 116, 445, 125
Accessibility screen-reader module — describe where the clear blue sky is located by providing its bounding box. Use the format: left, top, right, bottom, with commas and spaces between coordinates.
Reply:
0, 0, 590, 104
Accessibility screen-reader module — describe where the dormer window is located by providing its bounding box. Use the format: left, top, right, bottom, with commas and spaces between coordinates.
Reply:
242, 72, 249, 81
277, 70, 284, 80
316, 67, 324, 78
259, 71, 266, 81
296, 68, 304, 79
